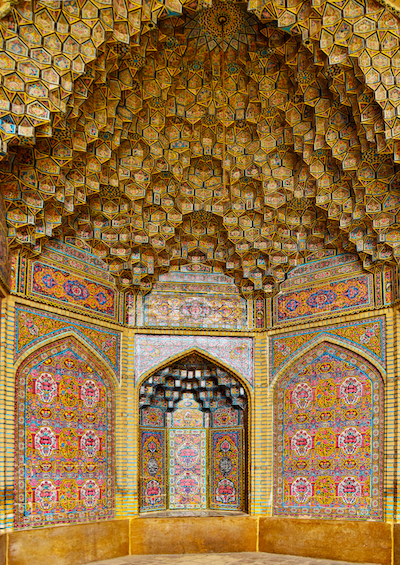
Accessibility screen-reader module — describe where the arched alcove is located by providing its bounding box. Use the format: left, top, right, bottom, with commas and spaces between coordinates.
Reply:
14, 336, 115, 529
139, 353, 248, 514
273, 342, 384, 521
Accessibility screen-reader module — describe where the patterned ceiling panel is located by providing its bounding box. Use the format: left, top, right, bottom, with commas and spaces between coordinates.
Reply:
0, 0, 399, 296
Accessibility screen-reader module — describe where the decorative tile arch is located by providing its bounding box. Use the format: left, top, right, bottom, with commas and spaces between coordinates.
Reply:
134, 334, 254, 387
138, 352, 249, 513
14, 335, 115, 529
14, 305, 122, 383
273, 341, 384, 521
15, 327, 121, 386
135, 345, 253, 400
269, 317, 386, 385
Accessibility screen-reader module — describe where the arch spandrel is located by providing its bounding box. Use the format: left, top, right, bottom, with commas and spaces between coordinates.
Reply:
135, 344, 254, 399
270, 332, 387, 389
14, 328, 121, 386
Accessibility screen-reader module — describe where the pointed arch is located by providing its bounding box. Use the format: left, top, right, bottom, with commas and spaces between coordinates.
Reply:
273, 340, 384, 521
133, 334, 253, 390
14, 334, 116, 529
15, 330, 119, 387
138, 350, 249, 513
136, 345, 253, 399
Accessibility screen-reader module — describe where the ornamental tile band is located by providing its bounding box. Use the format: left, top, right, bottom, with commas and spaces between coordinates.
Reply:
27, 261, 118, 320
144, 293, 247, 330
275, 273, 374, 325
0, 191, 10, 288
143, 270, 248, 330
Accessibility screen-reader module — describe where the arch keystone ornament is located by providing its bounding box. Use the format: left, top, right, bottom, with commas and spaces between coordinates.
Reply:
274, 342, 383, 520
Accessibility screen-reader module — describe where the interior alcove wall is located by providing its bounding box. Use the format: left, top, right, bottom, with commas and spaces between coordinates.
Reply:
14, 335, 116, 530
273, 341, 384, 521
0, 290, 398, 565
0, 0, 400, 556
0, 246, 397, 565
138, 353, 248, 514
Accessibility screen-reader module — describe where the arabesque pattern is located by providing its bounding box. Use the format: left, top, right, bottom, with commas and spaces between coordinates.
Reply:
28, 260, 117, 318
15, 305, 121, 379
270, 316, 385, 379
140, 430, 166, 512
14, 338, 115, 529
275, 273, 373, 324
134, 334, 254, 386
139, 355, 247, 513
210, 429, 243, 510
142, 269, 247, 329
274, 343, 383, 520
169, 429, 207, 509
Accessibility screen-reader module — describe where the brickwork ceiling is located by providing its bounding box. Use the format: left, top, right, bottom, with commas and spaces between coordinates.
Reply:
1, 0, 400, 295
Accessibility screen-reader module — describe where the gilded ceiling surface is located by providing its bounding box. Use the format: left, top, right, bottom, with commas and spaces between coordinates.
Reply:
1, 0, 400, 296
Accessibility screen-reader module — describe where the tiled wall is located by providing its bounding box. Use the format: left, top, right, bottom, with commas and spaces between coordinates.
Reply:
0, 291, 398, 530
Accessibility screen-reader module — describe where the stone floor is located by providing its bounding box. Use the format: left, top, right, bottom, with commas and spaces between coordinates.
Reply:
85, 553, 378, 565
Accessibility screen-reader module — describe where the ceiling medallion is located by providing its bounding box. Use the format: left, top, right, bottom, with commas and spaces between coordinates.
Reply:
199, 0, 246, 43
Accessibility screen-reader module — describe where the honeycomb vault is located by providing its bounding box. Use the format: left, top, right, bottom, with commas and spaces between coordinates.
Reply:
1, 0, 400, 296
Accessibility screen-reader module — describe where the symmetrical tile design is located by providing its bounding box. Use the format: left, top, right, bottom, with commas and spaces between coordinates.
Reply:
1, 0, 400, 298
274, 254, 375, 325
210, 429, 243, 510
138, 355, 248, 513
15, 304, 121, 381
169, 429, 207, 510
134, 334, 254, 386
142, 270, 247, 330
274, 342, 384, 520
140, 429, 166, 512
14, 336, 115, 529
269, 316, 386, 381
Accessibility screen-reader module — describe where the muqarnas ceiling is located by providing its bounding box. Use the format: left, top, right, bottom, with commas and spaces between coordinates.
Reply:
1, 0, 400, 297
